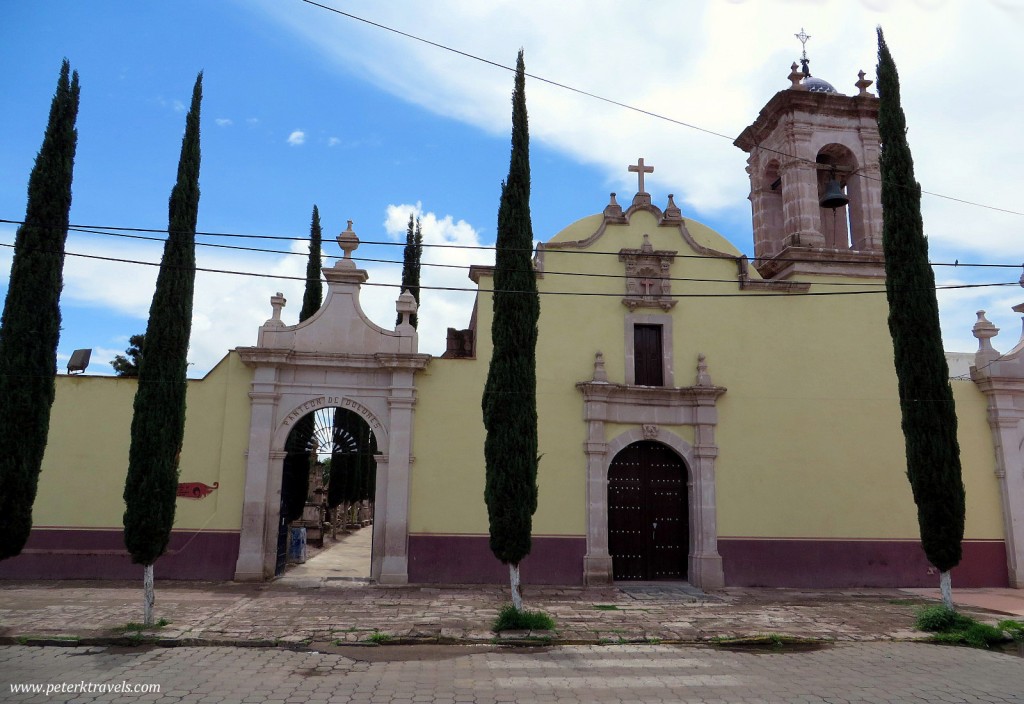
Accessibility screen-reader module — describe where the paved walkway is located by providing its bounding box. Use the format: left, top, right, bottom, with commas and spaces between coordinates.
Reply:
0, 528, 1021, 646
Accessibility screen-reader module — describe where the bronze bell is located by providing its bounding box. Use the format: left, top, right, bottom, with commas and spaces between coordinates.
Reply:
820, 175, 849, 209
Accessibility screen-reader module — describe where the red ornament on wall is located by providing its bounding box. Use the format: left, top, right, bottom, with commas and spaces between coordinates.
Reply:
176, 482, 219, 499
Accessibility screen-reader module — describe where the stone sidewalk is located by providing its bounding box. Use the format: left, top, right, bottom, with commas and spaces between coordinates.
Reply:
0, 577, 1018, 648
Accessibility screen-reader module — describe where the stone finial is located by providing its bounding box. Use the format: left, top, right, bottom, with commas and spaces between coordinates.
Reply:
603, 192, 625, 221
592, 351, 609, 383
640, 233, 654, 253
396, 289, 418, 327
695, 353, 712, 387
855, 69, 873, 97
337, 220, 359, 261
973, 310, 1001, 370
663, 193, 682, 222
788, 62, 805, 90
266, 291, 287, 326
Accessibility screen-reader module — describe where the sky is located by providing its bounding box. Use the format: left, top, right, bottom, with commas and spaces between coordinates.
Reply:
2, 0, 1023, 377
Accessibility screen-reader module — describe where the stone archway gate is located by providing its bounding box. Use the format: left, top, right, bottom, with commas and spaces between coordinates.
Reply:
233, 224, 430, 583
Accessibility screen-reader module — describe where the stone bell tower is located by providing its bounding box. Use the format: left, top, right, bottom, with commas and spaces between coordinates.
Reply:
734, 33, 885, 280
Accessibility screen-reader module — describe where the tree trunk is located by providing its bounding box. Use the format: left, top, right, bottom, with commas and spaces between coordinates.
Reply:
509, 562, 523, 611
143, 563, 155, 626
939, 570, 953, 610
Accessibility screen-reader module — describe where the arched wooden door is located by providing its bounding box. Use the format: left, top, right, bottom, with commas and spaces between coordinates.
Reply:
608, 440, 689, 580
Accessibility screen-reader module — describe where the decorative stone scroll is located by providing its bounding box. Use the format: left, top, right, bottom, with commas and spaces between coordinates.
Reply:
619, 234, 677, 311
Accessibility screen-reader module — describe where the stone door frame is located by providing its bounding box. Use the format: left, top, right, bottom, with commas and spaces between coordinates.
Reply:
577, 362, 726, 589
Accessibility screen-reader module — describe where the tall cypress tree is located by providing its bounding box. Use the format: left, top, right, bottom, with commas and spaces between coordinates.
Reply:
397, 214, 423, 328
281, 205, 325, 527
876, 28, 964, 609
299, 205, 323, 323
123, 72, 202, 625
0, 60, 80, 561
481, 50, 540, 611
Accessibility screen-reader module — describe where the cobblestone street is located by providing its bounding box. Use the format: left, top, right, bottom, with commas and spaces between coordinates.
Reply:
3, 642, 1023, 703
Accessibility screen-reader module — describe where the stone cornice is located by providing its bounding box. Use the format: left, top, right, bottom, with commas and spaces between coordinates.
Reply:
576, 381, 726, 405
236, 347, 431, 372
753, 246, 886, 280
735, 90, 879, 153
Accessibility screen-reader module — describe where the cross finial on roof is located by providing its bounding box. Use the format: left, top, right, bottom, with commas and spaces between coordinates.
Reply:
795, 28, 811, 60
628, 158, 654, 194
795, 28, 812, 76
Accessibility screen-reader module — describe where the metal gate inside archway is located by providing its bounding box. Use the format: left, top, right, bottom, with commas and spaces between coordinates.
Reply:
608, 440, 689, 581
277, 406, 378, 576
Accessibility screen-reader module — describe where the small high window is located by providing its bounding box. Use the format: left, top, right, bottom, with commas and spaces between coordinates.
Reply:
633, 324, 664, 386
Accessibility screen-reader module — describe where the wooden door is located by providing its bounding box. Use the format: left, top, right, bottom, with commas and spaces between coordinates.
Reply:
608, 441, 688, 580
633, 324, 664, 386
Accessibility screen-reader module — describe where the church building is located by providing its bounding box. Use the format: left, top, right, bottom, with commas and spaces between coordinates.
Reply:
3, 60, 1023, 591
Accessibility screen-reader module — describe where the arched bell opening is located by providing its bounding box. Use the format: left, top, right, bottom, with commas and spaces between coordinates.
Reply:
758, 160, 785, 259
816, 145, 862, 250
275, 406, 378, 577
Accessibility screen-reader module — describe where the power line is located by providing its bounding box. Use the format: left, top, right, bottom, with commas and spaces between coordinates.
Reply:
294, 0, 1024, 218
2, 218, 1021, 270
0, 241, 1017, 299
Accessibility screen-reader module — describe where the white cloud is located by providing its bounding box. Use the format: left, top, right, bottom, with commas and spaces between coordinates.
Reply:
172, 100, 185, 113
215, 118, 233, 127
328, 136, 341, 147
346, 202, 490, 355
246, 117, 260, 126
287, 130, 306, 146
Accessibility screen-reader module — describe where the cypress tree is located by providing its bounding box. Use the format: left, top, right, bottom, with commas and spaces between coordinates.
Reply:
397, 214, 423, 328
123, 72, 202, 625
299, 205, 323, 323
876, 28, 964, 609
481, 50, 540, 611
282, 204, 325, 515
0, 60, 80, 561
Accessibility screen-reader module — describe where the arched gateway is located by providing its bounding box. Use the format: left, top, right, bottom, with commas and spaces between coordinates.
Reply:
233, 223, 429, 583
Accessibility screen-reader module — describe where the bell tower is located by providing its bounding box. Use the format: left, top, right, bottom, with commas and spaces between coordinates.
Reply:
734, 33, 885, 280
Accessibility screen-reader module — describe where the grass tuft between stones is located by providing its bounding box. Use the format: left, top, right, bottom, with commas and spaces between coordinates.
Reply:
493, 604, 556, 632
914, 606, 1013, 649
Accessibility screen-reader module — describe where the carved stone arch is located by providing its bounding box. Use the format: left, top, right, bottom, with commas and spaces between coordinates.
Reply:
604, 427, 695, 482
271, 395, 390, 453
761, 160, 785, 257
233, 230, 431, 585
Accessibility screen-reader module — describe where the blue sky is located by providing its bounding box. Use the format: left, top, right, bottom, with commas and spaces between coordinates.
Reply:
2, 1, 1023, 376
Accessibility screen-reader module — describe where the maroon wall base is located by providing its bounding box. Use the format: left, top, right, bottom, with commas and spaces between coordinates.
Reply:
0, 528, 240, 581
718, 538, 1008, 588
408, 535, 585, 585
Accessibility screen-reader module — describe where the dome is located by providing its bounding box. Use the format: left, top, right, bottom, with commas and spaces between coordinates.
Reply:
801, 76, 839, 94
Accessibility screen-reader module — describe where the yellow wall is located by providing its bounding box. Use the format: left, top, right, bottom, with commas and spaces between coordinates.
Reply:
32, 351, 253, 532
410, 208, 1004, 543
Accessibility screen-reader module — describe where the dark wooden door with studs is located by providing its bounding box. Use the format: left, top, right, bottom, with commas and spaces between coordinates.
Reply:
607, 441, 689, 580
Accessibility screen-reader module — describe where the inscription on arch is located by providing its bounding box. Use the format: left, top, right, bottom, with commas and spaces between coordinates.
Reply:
281, 395, 384, 434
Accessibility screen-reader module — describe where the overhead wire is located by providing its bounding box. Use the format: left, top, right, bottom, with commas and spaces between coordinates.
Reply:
0, 241, 1017, 299
1, 218, 1021, 271
294, 0, 1024, 218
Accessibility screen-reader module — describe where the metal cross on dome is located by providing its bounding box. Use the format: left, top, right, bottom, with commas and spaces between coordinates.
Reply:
628, 158, 654, 194
795, 27, 811, 61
